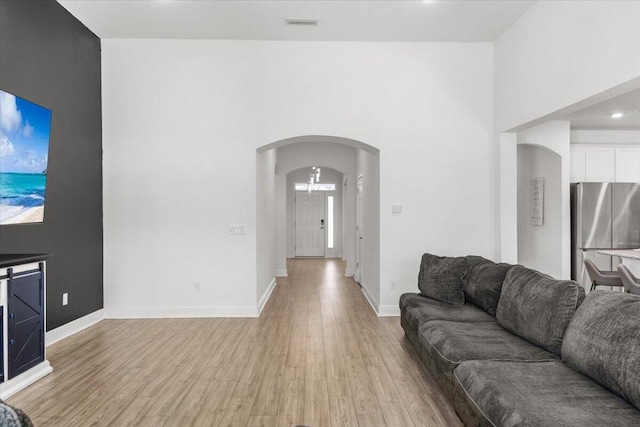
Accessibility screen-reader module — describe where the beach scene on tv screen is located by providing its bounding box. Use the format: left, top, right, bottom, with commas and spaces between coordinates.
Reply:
0, 89, 52, 225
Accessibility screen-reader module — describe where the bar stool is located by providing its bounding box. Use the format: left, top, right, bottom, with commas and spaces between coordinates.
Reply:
617, 264, 640, 295
584, 259, 624, 292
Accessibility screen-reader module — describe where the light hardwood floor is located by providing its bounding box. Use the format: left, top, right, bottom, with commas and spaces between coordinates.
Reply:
8, 258, 462, 426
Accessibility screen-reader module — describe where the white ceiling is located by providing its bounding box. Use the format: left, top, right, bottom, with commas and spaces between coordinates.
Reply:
564, 87, 640, 130
57, 0, 536, 42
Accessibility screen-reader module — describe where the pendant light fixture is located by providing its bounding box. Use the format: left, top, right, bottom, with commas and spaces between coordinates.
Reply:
308, 166, 321, 192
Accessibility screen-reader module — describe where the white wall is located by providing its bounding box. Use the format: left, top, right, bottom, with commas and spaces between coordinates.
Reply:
342, 173, 348, 262
102, 40, 494, 317
256, 148, 277, 311
517, 121, 571, 279
494, 0, 640, 262
498, 133, 519, 264
517, 145, 562, 278
356, 149, 382, 313
274, 173, 287, 276
495, 1, 640, 133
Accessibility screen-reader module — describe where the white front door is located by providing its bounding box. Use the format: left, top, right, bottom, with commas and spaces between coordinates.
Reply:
356, 175, 364, 283
295, 192, 325, 257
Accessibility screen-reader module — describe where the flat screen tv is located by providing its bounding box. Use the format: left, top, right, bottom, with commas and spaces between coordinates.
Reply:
0, 89, 52, 225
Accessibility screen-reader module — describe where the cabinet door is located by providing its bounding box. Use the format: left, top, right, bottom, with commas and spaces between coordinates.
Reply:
8, 266, 44, 379
615, 148, 640, 183
570, 147, 586, 182
585, 148, 615, 182
0, 308, 3, 382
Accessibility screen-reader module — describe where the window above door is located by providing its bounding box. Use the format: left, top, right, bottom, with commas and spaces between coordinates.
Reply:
295, 183, 336, 191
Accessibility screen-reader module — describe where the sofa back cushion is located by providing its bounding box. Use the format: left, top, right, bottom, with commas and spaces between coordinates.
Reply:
496, 266, 584, 355
418, 253, 468, 306
464, 256, 513, 316
562, 291, 640, 410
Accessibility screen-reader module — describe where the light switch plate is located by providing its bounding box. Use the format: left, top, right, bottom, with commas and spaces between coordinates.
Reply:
229, 224, 246, 235
392, 204, 403, 214
62, 293, 68, 306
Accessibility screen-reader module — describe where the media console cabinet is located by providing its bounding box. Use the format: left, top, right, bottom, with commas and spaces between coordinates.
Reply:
0, 254, 53, 399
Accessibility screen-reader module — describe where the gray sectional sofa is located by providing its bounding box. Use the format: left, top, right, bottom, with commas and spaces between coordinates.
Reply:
400, 253, 640, 426
0, 400, 32, 427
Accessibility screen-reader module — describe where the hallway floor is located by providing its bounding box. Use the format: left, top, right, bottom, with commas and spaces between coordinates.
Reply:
8, 258, 462, 426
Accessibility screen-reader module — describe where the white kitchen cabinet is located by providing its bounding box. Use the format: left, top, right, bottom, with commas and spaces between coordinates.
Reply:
585, 147, 615, 182
570, 147, 586, 183
570, 145, 640, 184
614, 148, 640, 183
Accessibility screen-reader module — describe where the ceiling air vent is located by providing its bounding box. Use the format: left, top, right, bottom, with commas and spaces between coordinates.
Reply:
285, 18, 318, 26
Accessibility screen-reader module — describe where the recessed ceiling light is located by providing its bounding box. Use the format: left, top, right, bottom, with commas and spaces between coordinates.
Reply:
610, 112, 624, 119
285, 18, 318, 26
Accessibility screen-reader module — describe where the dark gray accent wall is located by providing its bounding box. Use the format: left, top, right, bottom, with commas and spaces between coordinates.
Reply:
0, 0, 103, 330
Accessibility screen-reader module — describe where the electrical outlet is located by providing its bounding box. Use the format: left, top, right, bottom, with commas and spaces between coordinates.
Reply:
62, 293, 69, 306
390, 280, 397, 290
193, 281, 201, 291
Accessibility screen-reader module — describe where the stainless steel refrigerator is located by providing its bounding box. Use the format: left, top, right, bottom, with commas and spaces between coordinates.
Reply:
571, 182, 640, 290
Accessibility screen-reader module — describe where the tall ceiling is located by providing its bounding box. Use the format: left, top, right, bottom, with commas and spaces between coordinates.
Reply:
57, 0, 640, 130
57, 0, 536, 42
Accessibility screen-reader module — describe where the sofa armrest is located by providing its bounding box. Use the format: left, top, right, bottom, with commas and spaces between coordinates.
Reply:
0, 400, 33, 427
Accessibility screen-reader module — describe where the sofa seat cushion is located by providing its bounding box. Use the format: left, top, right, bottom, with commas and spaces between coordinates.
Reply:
562, 291, 640, 411
454, 360, 640, 427
417, 320, 557, 386
400, 293, 494, 331
464, 256, 513, 316
496, 266, 585, 356
418, 253, 468, 305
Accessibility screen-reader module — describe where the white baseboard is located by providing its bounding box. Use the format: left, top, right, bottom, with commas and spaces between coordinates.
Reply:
46, 309, 105, 347
345, 268, 355, 277
360, 285, 380, 316
104, 305, 259, 318
378, 305, 401, 317
0, 361, 52, 400
258, 277, 277, 315
274, 269, 288, 277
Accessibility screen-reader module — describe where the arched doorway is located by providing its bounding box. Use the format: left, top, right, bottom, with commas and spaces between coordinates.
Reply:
256, 136, 380, 314
517, 143, 563, 278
